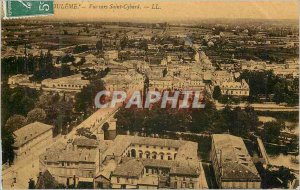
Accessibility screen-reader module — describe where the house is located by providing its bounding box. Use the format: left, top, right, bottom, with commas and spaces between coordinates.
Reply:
13, 122, 53, 161
220, 79, 250, 96
211, 134, 261, 189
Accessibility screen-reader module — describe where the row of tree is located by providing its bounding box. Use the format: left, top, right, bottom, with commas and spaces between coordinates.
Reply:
115, 100, 260, 138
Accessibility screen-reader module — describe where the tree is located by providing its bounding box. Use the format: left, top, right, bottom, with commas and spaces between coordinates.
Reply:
2, 128, 15, 164
27, 108, 46, 123
76, 128, 96, 139
61, 54, 75, 64
212, 86, 222, 100
5, 114, 27, 132
96, 40, 103, 52
162, 68, 168, 77
36, 93, 74, 136
28, 178, 35, 189
263, 121, 285, 144
75, 79, 105, 113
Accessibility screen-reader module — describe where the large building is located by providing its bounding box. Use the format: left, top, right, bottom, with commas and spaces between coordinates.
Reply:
8, 74, 41, 89
41, 74, 90, 97
40, 135, 207, 189
211, 134, 261, 189
39, 137, 110, 187
99, 135, 207, 189
102, 70, 144, 94
220, 79, 250, 97
13, 122, 53, 161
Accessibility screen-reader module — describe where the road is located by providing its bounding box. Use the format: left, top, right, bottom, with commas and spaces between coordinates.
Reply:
215, 102, 299, 112
2, 105, 120, 189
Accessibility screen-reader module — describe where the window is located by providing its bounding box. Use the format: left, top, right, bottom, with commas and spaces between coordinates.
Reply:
117, 177, 120, 183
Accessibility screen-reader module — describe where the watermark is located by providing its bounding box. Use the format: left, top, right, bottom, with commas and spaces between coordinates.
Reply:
95, 90, 205, 109
3, 0, 54, 19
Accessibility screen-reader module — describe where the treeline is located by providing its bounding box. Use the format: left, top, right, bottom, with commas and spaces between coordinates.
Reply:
1, 85, 76, 164
115, 101, 260, 138
240, 70, 299, 105
1, 52, 74, 81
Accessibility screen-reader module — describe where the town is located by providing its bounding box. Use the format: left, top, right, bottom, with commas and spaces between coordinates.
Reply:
1, 18, 299, 189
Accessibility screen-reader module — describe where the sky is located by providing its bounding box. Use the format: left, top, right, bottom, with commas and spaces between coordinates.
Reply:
46, 0, 299, 22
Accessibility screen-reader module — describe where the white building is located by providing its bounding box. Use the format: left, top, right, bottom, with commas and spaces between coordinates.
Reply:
211, 134, 261, 189
8, 74, 41, 89
13, 122, 53, 161
41, 74, 90, 94
220, 79, 250, 96
104, 50, 118, 61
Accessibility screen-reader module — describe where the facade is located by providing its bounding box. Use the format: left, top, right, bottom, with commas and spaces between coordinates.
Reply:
102, 70, 144, 94
103, 135, 207, 189
212, 71, 234, 86
40, 135, 207, 189
8, 74, 41, 89
39, 137, 109, 187
102, 38, 121, 50
104, 50, 119, 61
220, 79, 250, 96
13, 122, 53, 161
41, 74, 90, 94
149, 75, 206, 92
211, 134, 261, 189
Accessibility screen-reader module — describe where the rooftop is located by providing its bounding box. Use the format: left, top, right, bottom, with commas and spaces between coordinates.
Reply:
13, 122, 53, 147
212, 134, 261, 180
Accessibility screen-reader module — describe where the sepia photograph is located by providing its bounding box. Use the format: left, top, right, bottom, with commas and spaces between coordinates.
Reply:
1, 0, 299, 189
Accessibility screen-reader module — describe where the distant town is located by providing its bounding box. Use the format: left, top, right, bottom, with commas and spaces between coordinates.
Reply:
1, 19, 299, 189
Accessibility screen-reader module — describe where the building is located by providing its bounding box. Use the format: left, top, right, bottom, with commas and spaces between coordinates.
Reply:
211, 134, 261, 189
40, 135, 207, 189
102, 135, 207, 189
149, 75, 206, 92
102, 37, 121, 50
102, 70, 144, 94
8, 74, 41, 89
13, 122, 53, 161
212, 71, 234, 86
104, 50, 118, 61
220, 79, 250, 96
39, 137, 110, 187
41, 74, 90, 97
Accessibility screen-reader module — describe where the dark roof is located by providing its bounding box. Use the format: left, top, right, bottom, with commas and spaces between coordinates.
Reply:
73, 136, 99, 147
35, 170, 59, 189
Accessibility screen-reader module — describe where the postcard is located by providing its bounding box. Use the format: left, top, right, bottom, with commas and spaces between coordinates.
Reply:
1, 0, 299, 189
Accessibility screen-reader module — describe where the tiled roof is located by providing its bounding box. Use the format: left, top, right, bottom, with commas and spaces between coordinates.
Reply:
112, 159, 144, 177
212, 134, 261, 180
40, 145, 97, 163
112, 157, 199, 177
13, 122, 53, 147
